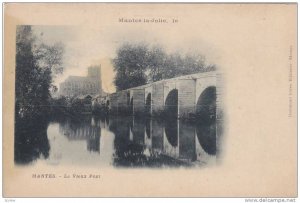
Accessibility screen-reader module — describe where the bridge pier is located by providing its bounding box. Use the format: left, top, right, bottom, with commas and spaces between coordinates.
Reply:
152, 83, 165, 116
131, 89, 145, 116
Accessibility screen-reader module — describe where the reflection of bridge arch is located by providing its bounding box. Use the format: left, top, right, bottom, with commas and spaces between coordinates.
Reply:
145, 118, 151, 138
164, 119, 178, 147
165, 89, 178, 119
195, 86, 216, 155
196, 124, 216, 155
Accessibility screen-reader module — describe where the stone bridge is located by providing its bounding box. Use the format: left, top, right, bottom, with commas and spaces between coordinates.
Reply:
108, 71, 222, 120
107, 71, 223, 157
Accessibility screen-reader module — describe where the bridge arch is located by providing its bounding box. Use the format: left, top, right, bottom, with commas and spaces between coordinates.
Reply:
145, 93, 152, 115
195, 86, 216, 155
164, 89, 178, 119
196, 86, 216, 120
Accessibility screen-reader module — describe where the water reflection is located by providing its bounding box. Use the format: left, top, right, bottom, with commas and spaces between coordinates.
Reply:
15, 118, 50, 164
58, 116, 101, 153
15, 115, 217, 167
110, 116, 216, 167
196, 122, 216, 155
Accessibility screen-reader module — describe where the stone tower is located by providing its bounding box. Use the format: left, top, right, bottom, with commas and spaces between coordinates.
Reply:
88, 65, 102, 95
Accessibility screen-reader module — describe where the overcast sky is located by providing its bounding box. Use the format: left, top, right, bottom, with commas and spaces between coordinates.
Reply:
33, 25, 220, 93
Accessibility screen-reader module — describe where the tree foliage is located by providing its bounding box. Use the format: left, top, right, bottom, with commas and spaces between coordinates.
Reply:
112, 43, 149, 91
113, 43, 216, 91
15, 25, 65, 119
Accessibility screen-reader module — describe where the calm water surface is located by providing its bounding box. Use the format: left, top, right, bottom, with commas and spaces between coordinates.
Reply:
15, 115, 217, 168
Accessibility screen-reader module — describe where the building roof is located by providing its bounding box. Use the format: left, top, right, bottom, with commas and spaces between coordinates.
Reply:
64, 76, 95, 83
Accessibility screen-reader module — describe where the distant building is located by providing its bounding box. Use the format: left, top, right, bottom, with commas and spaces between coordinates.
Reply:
59, 66, 103, 97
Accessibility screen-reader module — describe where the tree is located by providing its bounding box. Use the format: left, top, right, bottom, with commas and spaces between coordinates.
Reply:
34, 41, 64, 94
146, 45, 167, 82
15, 25, 65, 119
112, 43, 149, 91
112, 42, 216, 90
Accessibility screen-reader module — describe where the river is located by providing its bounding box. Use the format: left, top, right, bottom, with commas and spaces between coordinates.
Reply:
15, 115, 217, 168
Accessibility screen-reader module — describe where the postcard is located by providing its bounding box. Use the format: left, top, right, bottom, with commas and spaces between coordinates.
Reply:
3, 3, 297, 197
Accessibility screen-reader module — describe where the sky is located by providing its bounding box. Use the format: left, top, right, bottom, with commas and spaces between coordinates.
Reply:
33, 24, 220, 93
33, 25, 117, 93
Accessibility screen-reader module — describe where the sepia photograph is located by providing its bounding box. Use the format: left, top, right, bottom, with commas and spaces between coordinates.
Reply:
14, 24, 222, 168
3, 3, 297, 198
